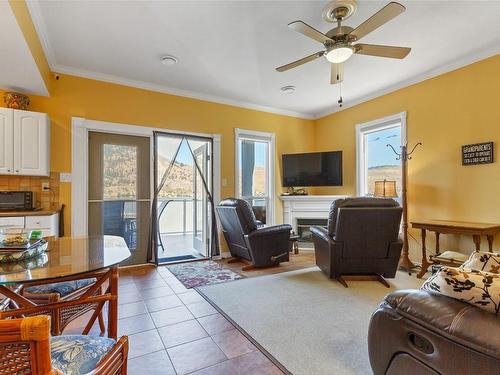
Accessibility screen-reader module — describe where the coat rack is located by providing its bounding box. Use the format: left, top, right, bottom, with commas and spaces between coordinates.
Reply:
387, 142, 422, 273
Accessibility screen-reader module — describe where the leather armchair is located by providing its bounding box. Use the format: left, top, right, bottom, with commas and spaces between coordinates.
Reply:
369, 289, 500, 374
310, 197, 403, 287
216, 198, 291, 268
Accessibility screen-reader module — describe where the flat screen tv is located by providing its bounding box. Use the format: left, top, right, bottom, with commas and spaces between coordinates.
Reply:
282, 151, 342, 187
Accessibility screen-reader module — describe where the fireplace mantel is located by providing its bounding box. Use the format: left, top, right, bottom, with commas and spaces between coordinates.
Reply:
280, 195, 347, 249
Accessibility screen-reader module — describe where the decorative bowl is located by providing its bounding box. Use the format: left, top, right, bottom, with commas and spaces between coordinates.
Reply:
3, 92, 30, 110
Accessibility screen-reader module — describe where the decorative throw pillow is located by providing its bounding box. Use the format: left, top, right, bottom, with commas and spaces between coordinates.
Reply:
461, 251, 500, 274
421, 266, 500, 314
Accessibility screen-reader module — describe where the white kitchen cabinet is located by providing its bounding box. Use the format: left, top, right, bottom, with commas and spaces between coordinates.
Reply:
0, 217, 24, 228
0, 108, 14, 174
0, 108, 50, 176
25, 214, 59, 237
0, 214, 59, 237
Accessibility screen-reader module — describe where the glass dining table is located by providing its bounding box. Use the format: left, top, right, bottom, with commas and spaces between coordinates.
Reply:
0, 235, 131, 339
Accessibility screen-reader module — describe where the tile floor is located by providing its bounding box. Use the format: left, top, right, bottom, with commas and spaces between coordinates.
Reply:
113, 266, 284, 374
64, 254, 315, 374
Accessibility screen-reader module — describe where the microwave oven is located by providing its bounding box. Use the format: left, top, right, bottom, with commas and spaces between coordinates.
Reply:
0, 191, 36, 211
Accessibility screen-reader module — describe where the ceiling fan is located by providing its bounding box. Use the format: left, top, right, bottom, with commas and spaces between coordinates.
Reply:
276, 0, 411, 85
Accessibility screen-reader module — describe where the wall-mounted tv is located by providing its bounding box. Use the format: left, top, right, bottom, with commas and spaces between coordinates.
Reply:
282, 151, 342, 187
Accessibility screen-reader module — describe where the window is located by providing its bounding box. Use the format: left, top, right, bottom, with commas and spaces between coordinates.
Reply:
235, 129, 275, 225
356, 113, 406, 197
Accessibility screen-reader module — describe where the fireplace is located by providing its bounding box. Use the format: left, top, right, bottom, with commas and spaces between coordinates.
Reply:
296, 218, 328, 246
280, 194, 347, 251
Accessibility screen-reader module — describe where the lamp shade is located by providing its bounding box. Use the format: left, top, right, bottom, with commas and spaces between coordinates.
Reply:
374, 179, 398, 198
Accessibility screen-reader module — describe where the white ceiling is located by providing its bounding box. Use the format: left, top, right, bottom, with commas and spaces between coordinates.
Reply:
0, 1, 48, 96
27, 1, 500, 118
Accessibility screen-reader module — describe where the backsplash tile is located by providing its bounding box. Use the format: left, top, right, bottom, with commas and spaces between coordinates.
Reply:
0, 172, 60, 210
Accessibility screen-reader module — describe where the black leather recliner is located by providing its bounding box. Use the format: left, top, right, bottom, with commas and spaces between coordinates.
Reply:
216, 198, 291, 268
310, 197, 403, 287
369, 289, 500, 374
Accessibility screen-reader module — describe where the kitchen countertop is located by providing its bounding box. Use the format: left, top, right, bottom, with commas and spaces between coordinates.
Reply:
0, 208, 60, 218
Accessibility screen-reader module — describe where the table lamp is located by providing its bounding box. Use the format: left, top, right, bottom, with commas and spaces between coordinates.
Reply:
373, 179, 398, 198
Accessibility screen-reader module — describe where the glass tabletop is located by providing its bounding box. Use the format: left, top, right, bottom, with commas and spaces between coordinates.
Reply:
0, 236, 131, 285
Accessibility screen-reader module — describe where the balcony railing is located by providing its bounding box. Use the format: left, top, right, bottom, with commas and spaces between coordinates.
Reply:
158, 198, 195, 235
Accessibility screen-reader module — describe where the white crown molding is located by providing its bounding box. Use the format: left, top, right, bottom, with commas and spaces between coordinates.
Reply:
54, 64, 316, 120
314, 45, 500, 119
25, 0, 57, 71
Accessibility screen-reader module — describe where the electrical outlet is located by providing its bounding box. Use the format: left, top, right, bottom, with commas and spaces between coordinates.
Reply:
60, 173, 72, 183
42, 182, 50, 191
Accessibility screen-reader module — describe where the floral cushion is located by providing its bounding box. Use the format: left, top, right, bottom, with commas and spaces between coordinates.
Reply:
421, 266, 500, 314
461, 251, 500, 274
51, 335, 115, 375
25, 278, 96, 297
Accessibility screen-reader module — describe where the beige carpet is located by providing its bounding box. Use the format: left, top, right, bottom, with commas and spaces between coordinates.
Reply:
198, 267, 424, 375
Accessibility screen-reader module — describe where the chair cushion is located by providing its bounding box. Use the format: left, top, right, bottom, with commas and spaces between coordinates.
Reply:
327, 197, 399, 236
51, 335, 116, 375
218, 198, 258, 233
25, 278, 96, 297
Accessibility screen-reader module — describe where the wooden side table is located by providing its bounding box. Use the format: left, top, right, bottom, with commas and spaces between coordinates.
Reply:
411, 219, 500, 278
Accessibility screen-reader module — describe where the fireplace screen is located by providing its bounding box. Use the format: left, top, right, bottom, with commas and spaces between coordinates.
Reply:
296, 218, 328, 243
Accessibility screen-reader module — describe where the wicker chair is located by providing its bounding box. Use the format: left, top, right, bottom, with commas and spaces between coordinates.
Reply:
0, 315, 128, 375
21, 279, 106, 336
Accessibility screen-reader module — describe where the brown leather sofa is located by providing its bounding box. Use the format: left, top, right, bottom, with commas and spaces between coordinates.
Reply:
216, 198, 291, 268
369, 289, 500, 374
310, 197, 403, 287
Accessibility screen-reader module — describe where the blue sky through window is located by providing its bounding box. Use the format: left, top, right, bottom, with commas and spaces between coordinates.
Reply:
366, 126, 401, 168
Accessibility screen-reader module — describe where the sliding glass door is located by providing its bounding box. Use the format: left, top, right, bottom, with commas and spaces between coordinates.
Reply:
154, 133, 213, 263
88, 132, 151, 266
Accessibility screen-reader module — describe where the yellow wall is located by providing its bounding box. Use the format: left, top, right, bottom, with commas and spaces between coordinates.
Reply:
315, 54, 500, 257
0, 75, 315, 236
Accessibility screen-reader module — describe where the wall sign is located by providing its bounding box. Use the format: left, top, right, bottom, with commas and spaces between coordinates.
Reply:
462, 142, 493, 165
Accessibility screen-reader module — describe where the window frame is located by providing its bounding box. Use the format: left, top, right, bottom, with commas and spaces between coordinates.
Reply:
235, 128, 275, 225
355, 112, 407, 197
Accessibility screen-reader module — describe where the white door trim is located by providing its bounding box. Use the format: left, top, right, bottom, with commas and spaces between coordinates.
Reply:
355, 112, 407, 196
234, 128, 276, 225
71, 117, 221, 236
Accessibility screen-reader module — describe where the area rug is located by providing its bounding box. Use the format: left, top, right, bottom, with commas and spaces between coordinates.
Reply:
167, 260, 244, 288
197, 267, 424, 375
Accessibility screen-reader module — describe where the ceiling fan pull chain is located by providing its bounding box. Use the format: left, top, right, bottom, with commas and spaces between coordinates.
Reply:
338, 83, 343, 108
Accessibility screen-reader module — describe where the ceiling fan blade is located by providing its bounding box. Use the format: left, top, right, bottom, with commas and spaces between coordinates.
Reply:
349, 2, 406, 41
276, 51, 325, 72
331, 63, 344, 84
288, 20, 332, 44
355, 43, 411, 59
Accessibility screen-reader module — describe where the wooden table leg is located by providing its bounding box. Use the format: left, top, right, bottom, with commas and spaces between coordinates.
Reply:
435, 232, 441, 256
473, 235, 481, 251
417, 229, 431, 278
487, 235, 494, 251
108, 266, 119, 340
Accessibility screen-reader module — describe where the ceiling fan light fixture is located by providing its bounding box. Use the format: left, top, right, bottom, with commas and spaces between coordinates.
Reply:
326, 46, 354, 63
